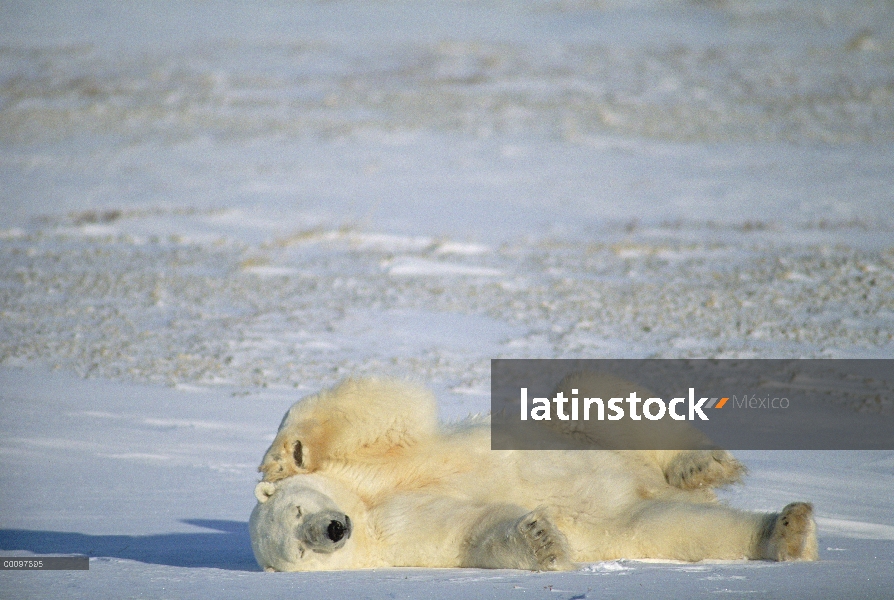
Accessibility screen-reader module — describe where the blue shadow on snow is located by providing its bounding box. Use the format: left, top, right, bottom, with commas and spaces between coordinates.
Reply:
0, 519, 258, 570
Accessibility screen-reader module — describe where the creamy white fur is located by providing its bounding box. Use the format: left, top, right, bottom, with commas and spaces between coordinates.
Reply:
251, 377, 817, 571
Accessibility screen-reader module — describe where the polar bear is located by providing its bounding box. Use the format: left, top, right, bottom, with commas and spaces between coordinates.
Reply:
250, 377, 817, 571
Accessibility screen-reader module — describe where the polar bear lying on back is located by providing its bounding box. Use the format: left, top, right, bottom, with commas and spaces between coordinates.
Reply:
250, 376, 817, 571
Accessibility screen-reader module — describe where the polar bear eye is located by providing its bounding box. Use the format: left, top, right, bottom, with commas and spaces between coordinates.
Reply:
295, 506, 303, 518
293, 440, 304, 468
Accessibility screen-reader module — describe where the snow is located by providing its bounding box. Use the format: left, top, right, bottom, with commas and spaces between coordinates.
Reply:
2, 368, 892, 598
1, 0, 893, 597
386, 257, 504, 277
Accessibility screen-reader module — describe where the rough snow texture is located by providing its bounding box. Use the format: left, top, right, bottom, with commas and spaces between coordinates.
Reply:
2, 222, 892, 402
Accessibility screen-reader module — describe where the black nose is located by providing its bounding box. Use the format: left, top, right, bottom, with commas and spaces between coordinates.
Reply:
327, 520, 346, 542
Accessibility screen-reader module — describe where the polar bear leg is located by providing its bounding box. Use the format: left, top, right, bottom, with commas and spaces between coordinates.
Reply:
260, 377, 438, 481
463, 505, 573, 571
259, 434, 307, 482
662, 449, 746, 489
372, 495, 572, 570
757, 502, 819, 561
609, 500, 817, 562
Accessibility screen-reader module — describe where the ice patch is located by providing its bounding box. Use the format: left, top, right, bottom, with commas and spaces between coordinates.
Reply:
242, 265, 300, 277
817, 518, 894, 540
348, 233, 433, 252
386, 257, 502, 277
98, 452, 172, 461
81, 412, 249, 433
140, 418, 236, 431
450, 385, 491, 396
330, 309, 521, 358
8, 437, 100, 451
581, 560, 633, 572
434, 241, 490, 255
209, 209, 284, 229
60, 224, 119, 237
671, 337, 709, 350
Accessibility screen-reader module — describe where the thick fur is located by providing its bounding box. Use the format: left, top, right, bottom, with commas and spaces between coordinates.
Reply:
259, 377, 438, 481
251, 377, 817, 571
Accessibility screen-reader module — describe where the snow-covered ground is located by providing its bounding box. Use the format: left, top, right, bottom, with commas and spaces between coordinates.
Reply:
1, 0, 893, 597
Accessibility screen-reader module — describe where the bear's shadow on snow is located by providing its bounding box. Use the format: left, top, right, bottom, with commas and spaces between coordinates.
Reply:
0, 519, 259, 570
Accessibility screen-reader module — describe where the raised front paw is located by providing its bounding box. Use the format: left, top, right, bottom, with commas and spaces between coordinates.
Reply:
666, 449, 746, 490
259, 436, 310, 482
762, 502, 818, 561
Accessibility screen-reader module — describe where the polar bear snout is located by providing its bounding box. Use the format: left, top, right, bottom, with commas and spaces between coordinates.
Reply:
299, 510, 352, 552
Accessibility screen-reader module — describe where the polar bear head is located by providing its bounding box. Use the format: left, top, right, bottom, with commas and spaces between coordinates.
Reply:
249, 475, 359, 572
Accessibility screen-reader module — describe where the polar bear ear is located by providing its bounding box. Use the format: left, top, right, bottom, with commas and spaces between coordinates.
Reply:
255, 481, 277, 503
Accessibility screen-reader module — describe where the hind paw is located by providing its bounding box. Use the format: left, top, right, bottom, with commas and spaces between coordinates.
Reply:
763, 502, 818, 561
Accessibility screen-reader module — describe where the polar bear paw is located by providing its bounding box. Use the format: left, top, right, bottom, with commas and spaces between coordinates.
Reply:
465, 507, 572, 571
666, 450, 746, 490
259, 437, 309, 482
763, 502, 818, 561
513, 509, 573, 571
